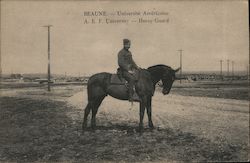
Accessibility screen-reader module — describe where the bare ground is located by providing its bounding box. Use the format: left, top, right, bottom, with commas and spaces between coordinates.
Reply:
0, 84, 249, 162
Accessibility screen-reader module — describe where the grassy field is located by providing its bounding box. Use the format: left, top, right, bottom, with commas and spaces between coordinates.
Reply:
1, 80, 248, 100
0, 80, 249, 162
172, 80, 249, 100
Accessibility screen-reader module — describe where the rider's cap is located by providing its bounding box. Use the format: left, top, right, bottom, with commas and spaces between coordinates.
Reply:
123, 39, 130, 44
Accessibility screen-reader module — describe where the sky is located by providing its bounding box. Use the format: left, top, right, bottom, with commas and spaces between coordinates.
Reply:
1, 0, 249, 75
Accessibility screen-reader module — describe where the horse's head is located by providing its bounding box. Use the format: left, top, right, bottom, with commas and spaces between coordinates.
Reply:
147, 65, 181, 95
161, 67, 180, 95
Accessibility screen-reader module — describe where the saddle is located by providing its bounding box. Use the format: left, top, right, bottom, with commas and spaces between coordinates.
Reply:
110, 68, 141, 102
110, 73, 127, 85
110, 68, 139, 85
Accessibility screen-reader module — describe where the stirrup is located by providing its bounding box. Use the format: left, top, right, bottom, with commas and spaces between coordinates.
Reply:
130, 93, 141, 102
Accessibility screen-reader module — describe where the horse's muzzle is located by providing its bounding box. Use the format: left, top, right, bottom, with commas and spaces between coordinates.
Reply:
162, 89, 169, 95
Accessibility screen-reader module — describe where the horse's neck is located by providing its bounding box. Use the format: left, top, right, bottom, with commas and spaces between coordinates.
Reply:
151, 74, 161, 86
147, 67, 163, 86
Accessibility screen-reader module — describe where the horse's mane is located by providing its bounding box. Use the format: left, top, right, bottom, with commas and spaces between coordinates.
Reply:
147, 64, 172, 70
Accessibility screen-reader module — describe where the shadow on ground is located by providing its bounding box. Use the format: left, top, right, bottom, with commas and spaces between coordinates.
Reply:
0, 97, 242, 162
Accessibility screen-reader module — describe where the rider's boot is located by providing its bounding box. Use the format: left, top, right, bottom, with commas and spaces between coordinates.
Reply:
128, 85, 134, 102
131, 92, 141, 102
128, 86, 141, 102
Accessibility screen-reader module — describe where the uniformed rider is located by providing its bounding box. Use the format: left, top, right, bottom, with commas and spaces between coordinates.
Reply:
118, 39, 139, 102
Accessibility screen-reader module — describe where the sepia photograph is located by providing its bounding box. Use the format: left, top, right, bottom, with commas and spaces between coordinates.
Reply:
0, 0, 249, 162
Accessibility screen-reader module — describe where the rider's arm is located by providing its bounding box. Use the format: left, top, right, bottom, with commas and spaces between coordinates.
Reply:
131, 59, 139, 69
130, 53, 139, 70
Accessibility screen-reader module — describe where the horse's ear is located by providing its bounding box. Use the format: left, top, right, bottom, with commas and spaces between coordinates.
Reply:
174, 67, 181, 73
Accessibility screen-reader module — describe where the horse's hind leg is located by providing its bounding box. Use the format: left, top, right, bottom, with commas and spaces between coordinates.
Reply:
146, 96, 154, 129
91, 96, 105, 129
139, 98, 146, 132
82, 102, 91, 130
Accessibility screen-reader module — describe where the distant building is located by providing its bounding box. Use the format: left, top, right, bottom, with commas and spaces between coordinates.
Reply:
10, 74, 23, 79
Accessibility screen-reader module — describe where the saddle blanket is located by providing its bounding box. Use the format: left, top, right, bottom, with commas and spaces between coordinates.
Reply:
110, 74, 127, 85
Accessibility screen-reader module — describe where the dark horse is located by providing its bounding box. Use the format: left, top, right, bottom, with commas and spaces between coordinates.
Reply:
82, 64, 180, 131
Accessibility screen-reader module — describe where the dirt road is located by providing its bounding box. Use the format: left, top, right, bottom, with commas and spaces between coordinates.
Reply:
0, 86, 248, 162
67, 87, 249, 161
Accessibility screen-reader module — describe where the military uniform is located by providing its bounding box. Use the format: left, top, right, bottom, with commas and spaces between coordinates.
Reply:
118, 41, 139, 101
118, 48, 138, 72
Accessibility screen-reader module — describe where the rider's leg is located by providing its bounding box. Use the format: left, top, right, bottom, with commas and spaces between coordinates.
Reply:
128, 80, 135, 101
122, 71, 136, 101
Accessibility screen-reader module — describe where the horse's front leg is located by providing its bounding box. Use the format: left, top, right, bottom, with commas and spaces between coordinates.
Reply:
139, 101, 146, 132
82, 103, 91, 131
146, 97, 154, 129
91, 108, 97, 129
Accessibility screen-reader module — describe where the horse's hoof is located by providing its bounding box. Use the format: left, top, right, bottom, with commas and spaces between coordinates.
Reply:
138, 125, 144, 133
82, 122, 87, 129
82, 127, 88, 133
91, 125, 96, 131
149, 124, 155, 129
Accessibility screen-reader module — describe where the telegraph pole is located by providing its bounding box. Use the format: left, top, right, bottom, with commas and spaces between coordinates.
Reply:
247, 65, 249, 80
178, 49, 183, 84
231, 61, 234, 80
0, 47, 1, 79
43, 25, 52, 91
227, 59, 230, 76
220, 60, 223, 80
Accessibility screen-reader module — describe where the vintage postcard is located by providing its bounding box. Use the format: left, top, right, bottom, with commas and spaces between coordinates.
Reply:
0, 0, 249, 162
